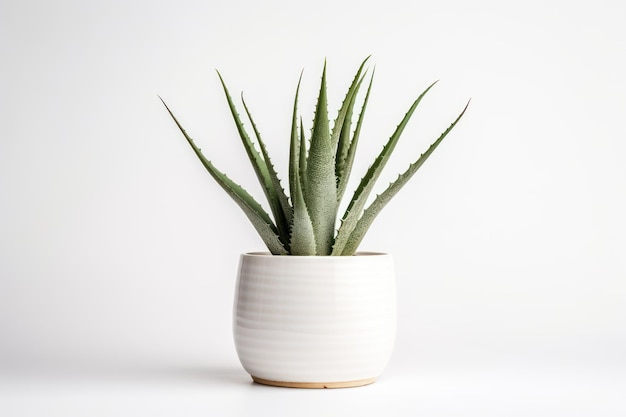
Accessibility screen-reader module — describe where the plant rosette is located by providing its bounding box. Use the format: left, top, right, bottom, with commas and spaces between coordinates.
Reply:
162, 57, 468, 387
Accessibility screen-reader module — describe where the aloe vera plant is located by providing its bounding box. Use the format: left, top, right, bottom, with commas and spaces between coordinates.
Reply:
161, 57, 469, 256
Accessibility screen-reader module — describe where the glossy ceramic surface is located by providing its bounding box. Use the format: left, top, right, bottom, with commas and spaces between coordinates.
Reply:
233, 252, 396, 387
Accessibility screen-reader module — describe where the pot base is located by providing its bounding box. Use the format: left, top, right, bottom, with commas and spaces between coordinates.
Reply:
251, 376, 377, 389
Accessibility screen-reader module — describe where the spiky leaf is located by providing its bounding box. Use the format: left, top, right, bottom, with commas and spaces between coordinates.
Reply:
216, 72, 290, 248
331, 56, 370, 151
241, 94, 292, 242
304, 62, 337, 255
160, 97, 288, 255
336, 69, 374, 202
289, 149, 317, 255
340, 100, 470, 255
288, 73, 303, 207
332, 81, 438, 255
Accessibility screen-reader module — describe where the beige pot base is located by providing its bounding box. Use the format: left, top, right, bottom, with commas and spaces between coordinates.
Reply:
251, 376, 377, 389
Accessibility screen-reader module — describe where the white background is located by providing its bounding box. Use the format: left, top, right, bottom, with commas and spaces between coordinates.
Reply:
1, 0, 625, 415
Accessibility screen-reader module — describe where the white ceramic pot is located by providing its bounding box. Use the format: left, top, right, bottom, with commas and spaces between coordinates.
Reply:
233, 252, 396, 388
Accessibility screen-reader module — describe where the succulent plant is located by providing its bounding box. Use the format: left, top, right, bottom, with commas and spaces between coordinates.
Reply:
161, 57, 468, 256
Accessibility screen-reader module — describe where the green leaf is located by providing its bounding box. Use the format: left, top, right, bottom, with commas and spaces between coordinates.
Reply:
241, 94, 292, 243
216, 71, 290, 248
304, 61, 337, 255
332, 81, 438, 255
336, 69, 374, 203
289, 145, 317, 255
299, 116, 307, 188
341, 100, 470, 255
160, 97, 288, 255
331, 56, 370, 151
287, 75, 316, 255
288, 72, 303, 208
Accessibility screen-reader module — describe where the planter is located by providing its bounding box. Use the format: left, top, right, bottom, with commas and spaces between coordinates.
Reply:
233, 252, 396, 388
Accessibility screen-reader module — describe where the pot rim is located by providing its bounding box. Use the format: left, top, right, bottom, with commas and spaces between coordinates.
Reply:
242, 251, 390, 258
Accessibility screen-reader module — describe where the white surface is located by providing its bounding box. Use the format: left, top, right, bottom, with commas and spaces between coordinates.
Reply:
1, 0, 625, 415
1, 361, 625, 416
233, 253, 395, 383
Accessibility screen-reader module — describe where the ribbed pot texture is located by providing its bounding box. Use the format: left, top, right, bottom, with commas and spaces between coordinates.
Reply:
233, 252, 397, 388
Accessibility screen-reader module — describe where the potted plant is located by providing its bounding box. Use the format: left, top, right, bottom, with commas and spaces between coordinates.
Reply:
161, 57, 468, 388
